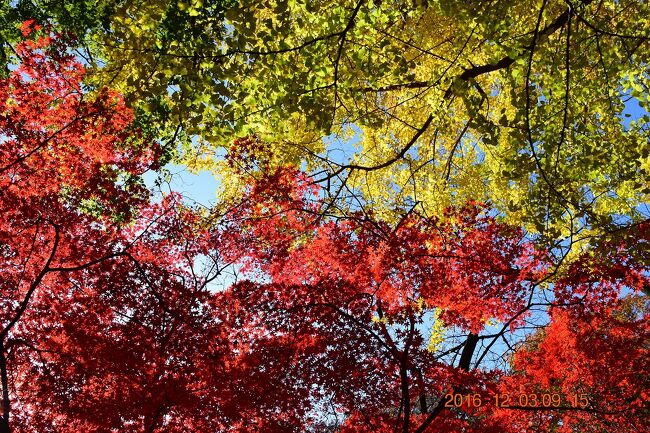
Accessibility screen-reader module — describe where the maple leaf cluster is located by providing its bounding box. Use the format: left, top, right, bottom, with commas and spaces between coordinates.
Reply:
214, 167, 649, 433
0, 31, 220, 432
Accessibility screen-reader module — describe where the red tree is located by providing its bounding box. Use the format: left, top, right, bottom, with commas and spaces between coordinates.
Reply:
0, 25, 225, 432
212, 167, 649, 433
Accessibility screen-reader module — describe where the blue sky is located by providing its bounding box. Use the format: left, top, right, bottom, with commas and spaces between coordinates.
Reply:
144, 163, 220, 207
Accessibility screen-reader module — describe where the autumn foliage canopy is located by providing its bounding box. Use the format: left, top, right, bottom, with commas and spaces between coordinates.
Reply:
0, 4, 649, 433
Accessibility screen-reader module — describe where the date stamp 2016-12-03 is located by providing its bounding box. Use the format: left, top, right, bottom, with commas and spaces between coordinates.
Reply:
444, 392, 590, 409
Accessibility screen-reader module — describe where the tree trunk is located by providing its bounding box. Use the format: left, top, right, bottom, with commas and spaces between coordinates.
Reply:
0, 339, 10, 433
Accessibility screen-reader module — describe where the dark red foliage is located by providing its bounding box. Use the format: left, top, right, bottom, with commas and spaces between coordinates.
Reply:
0, 30, 225, 433
213, 168, 649, 432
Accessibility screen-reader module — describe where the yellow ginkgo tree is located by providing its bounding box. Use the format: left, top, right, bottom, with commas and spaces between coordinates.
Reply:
4, 0, 647, 262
